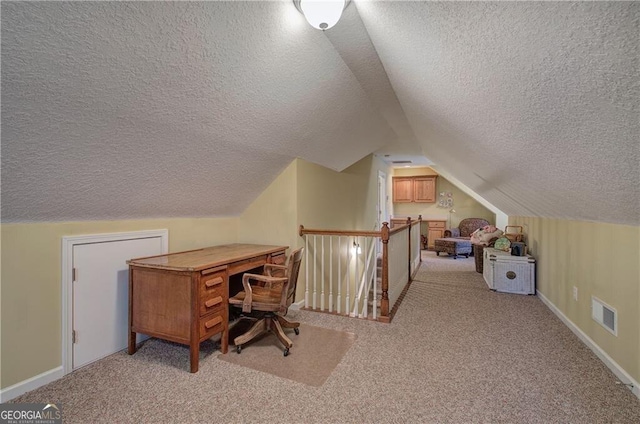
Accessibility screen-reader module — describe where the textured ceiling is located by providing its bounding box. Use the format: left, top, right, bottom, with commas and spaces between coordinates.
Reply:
357, 1, 639, 225
2, 1, 638, 225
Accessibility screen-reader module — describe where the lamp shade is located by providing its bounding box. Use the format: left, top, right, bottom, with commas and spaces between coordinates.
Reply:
297, 0, 346, 30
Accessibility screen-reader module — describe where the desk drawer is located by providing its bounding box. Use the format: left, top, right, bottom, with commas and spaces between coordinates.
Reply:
429, 221, 445, 229
200, 272, 226, 296
228, 255, 267, 275
200, 313, 224, 339
200, 294, 224, 316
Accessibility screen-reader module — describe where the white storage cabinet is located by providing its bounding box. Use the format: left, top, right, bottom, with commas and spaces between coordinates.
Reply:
483, 248, 535, 295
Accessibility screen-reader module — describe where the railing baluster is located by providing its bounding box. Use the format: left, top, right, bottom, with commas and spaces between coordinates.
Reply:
346, 236, 351, 316
373, 235, 378, 320
329, 236, 333, 313
363, 237, 369, 319
353, 236, 359, 317
304, 234, 309, 308
321, 236, 325, 311
337, 236, 342, 314
313, 235, 317, 310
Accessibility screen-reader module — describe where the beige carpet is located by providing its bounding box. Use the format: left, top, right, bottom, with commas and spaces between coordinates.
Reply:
218, 323, 356, 387
7, 251, 640, 423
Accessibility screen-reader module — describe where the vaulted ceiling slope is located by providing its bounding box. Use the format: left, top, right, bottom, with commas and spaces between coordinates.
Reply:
1, 1, 397, 222
357, 1, 639, 226
2, 2, 638, 225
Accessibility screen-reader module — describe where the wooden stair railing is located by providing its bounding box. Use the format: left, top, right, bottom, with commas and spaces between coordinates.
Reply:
299, 217, 422, 323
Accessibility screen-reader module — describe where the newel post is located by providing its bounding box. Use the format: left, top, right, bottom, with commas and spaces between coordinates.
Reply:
407, 217, 412, 280
380, 222, 390, 319
418, 215, 423, 263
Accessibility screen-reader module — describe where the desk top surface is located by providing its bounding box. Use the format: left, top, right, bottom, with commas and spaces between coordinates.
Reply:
127, 243, 288, 272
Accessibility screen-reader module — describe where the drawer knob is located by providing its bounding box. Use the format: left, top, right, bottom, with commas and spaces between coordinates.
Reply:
205, 277, 223, 288
205, 316, 223, 329
205, 296, 223, 308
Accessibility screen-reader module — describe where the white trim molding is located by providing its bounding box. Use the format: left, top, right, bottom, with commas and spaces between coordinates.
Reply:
0, 366, 64, 403
61, 229, 169, 376
537, 290, 640, 400
289, 299, 305, 310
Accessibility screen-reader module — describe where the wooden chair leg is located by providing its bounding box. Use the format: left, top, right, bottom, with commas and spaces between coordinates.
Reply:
234, 318, 267, 346
276, 314, 300, 329
270, 317, 293, 349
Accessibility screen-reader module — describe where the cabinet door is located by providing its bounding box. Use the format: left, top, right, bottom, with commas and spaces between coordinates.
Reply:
413, 176, 436, 202
392, 178, 413, 202
427, 229, 444, 249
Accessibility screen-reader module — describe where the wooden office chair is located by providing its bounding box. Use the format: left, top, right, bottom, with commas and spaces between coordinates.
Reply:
228, 247, 304, 356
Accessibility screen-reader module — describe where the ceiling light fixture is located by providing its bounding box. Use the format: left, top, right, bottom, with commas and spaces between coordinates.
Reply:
293, 0, 351, 31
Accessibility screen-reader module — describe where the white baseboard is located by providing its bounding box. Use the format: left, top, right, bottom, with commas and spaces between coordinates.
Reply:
537, 291, 639, 400
0, 366, 64, 403
289, 299, 305, 310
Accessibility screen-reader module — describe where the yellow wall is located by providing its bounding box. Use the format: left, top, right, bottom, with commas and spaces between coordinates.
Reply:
510, 216, 640, 384
343, 155, 392, 230
239, 160, 299, 251
297, 159, 365, 230
295, 156, 391, 305
392, 167, 495, 227
1, 217, 237, 388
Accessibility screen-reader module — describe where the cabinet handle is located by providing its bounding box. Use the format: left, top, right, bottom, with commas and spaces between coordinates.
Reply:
205, 296, 223, 308
205, 316, 222, 329
205, 277, 223, 288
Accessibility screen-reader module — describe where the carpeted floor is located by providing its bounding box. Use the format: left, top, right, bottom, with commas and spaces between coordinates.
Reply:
8, 251, 640, 423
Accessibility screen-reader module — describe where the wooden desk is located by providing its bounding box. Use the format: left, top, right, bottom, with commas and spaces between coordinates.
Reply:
127, 243, 288, 372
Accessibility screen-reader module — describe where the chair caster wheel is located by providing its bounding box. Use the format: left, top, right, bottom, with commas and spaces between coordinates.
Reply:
236, 345, 242, 354
294, 328, 299, 335
283, 348, 289, 357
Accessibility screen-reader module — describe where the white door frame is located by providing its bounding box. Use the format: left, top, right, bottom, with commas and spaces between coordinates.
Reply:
61, 229, 169, 375
377, 170, 388, 228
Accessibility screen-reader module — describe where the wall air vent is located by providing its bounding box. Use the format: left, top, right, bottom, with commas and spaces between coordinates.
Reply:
592, 296, 617, 336
391, 160, 412, 164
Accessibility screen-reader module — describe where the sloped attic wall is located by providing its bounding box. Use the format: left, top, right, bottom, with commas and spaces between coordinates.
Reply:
1, 1, 397, 223
2, 1, 637, 226
358, 1, 639, 226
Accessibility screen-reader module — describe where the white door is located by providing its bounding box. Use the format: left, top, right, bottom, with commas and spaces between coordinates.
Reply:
72, 237, 163, 369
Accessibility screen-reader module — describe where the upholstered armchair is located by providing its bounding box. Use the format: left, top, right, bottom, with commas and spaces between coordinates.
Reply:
444, 218, 490, 239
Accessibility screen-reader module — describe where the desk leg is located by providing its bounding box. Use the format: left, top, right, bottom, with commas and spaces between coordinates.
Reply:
128, 330, 137, 354
221, 327, 229, 354
189, 341, 199, 373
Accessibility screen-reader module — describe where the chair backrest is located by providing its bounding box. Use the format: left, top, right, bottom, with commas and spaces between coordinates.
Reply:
458, 218, 490, 238
282, 247, 304, 310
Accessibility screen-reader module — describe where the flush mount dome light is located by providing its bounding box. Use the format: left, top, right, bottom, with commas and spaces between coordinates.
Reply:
293, 0, 351, 31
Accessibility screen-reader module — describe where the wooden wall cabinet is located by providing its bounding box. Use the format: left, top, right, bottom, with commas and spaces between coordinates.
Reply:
392, 177, 414, 202
392, 176, 437, 203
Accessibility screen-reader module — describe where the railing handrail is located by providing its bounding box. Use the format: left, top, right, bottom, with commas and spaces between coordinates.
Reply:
301, 216, 422, 239
299, 226, 382, 238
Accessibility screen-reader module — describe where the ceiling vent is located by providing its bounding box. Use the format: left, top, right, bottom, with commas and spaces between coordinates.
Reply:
391, 160, 412, 164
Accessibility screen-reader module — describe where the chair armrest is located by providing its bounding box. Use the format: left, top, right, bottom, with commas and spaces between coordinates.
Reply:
241, 273, 287, 313
445, 228, 460, 238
